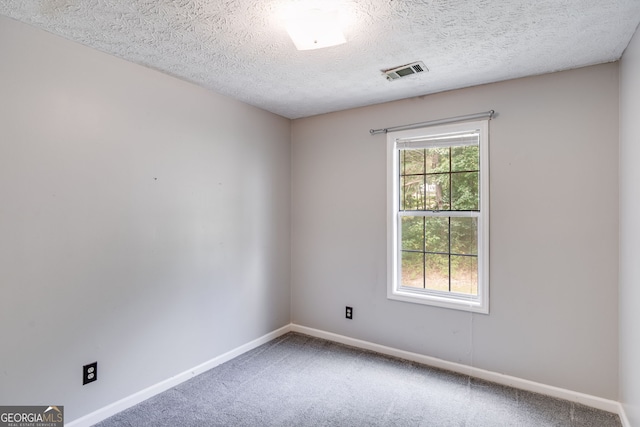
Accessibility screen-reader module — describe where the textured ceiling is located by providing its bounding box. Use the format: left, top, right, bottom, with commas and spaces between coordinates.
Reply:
1, 0, 639, 119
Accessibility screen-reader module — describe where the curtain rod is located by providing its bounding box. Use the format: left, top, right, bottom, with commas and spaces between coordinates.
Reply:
369, 110, 495, 135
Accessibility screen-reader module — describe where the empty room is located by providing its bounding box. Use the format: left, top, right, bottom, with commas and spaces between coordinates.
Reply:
1, 1, 639, 426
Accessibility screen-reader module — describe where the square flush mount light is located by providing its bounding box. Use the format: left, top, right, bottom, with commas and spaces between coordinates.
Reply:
286, 7, 346, 50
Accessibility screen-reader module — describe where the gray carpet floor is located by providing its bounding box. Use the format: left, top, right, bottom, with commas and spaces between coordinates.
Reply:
94, 332, 621, 426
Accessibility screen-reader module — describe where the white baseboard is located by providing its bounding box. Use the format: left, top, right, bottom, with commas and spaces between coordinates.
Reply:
66, 324, 292, 427
290, 324, 623, 417
618, 403, 631, 427
67, 323, 627, 426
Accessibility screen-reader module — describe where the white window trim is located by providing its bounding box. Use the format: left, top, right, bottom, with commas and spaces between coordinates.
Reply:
386, 120, 490, 314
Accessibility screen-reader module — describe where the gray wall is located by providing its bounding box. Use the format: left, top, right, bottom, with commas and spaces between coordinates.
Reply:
620, 24, 640, 426
0, 16, 291, 421
291, 63, 619, 399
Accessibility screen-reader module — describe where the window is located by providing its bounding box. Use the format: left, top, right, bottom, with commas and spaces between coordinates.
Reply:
387, 120, 489, 313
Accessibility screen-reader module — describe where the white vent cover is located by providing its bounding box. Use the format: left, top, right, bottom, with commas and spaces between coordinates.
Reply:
383, 61, 428, 81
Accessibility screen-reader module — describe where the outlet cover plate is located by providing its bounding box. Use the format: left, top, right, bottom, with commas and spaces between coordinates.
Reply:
83, 362, 97, 385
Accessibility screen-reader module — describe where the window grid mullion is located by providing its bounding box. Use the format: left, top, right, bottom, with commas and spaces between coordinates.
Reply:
423, 149, 427, 213
421, 216, 426, 289
399, 211, 480, 218
447, 216, 452, 292
448, 148, 452, 292
402, 249, 478, 257
399, 153, 403, 211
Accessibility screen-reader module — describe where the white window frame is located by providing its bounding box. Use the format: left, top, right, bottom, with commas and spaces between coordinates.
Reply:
386, 120, 489, 314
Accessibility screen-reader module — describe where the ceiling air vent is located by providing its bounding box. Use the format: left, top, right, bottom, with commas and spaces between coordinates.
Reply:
383, 61, 428, 81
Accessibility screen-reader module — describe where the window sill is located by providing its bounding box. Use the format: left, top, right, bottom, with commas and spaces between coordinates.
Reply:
388, 287, 489, 314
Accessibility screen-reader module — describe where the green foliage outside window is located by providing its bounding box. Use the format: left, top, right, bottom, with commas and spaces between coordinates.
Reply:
399, 144, 479, 294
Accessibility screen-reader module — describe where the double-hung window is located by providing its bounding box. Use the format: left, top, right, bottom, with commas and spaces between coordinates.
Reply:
387, 119, 489, 313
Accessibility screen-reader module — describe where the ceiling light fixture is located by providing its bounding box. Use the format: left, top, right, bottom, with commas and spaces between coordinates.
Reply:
285, 5, 346, 51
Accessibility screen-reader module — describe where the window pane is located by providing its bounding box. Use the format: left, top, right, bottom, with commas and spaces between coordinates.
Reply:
450, 217, 478, 255
425, 253, 449, 292
451, 172, 478, 210
401, 251, 424, 288
401, 217, 424, 251
451, 145, 479, 172
401, 149, 425, 175
425, 147, 449, 173
400, 175, 425, 210
425, 217, 448, 253
451, 255, 478, 295
425, 174, 449, 210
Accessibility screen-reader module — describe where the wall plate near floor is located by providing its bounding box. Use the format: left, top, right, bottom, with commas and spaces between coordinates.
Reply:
83, 361, 97, 385
345, 306, 353, 319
